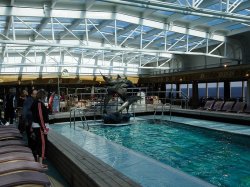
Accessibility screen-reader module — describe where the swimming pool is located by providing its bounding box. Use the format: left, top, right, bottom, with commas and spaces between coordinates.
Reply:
85, 119, 250, 187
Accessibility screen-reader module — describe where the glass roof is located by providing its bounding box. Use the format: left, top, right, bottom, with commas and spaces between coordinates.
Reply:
0, 0, 248, 81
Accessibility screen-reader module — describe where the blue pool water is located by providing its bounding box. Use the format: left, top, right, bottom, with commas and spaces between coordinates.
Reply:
85, 120, 250, 187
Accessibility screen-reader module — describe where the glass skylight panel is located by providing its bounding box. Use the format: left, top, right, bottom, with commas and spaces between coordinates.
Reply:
236, 10, 250, 16
46, 55, 60, 64
116, 21, 130, 28
207, 4, 224, 11
43, 67, 57, 73
166, 31, 175, 36
15, 17, 42, 22
23, 67, 39, 73
181, 15, 200, 21
26, 56, 39, 64
155, 43, 163, 47
101, 27, 114, 33
1, 67, 20, 73
79, 67, 94, 74
0, 16, 6, 21
6, 57, 21, 64
206, 19, 227, 26
55, 18, 75, 24
142, 26, 153, 33
226, 24, 246, 30
156, 10, 174, 16
64, 55, 78, 65
143, 35, 160, 43
97, 60, 111, 67
175, 0, 192, 6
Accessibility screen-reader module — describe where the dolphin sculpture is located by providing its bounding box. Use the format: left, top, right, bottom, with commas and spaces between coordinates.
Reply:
101, 73, 135, 114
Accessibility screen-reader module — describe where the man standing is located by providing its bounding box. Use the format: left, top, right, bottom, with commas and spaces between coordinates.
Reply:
22, 89, 37, 148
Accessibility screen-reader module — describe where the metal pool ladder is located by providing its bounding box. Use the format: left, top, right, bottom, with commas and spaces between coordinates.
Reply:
153, 102, 172, 121
69, 107, 89, 130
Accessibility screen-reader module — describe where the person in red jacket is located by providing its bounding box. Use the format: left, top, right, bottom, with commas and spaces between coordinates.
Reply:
31, 89, 49, 168
48, 92, 55, 114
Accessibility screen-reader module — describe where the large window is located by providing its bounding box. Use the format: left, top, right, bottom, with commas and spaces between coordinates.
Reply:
218, 82, 224, 99
180, 84, 188, 97
166, 84, 176, 98
230, 81, 242, 98
207, 83, 217, 98
188, 83, 192, 98
198, 83, 206, 98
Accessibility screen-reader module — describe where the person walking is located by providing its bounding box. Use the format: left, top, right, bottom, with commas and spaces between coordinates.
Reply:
31, 89, 49, 168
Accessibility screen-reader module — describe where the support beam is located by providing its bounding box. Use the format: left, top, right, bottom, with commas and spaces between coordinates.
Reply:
39, 54, 46, 78
85, 0, 96, 10
0, 7, 227, 42
33, 18, 50, 40
59, 19, 82, 39
88, 20, 113, 37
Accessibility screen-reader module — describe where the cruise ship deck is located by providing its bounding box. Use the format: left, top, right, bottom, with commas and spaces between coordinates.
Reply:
1, 0, 250, 186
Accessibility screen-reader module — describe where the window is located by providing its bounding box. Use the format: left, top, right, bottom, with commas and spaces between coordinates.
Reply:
188, 83, 192, 98
207, 83, 217, 98
166, 84, 176, 98
180, 84, 188, 97
230, 81, 242, 98
198, 83, 206, 98
218, 82, 224, 99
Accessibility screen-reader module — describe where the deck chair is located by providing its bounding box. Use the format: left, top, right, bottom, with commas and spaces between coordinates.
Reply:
0, 129, 20, 134
0, 152, 35, 163
0, 132, 23, 140
0, 125, 16, 128
243, 104, 250, 114
199, 100, 215, 110
209, 101, 224, 111
0, 145, 32, 154
0, 140, 26, 148
228, 102, 246, 113
218, 101, 235, 112
0, 171, 50, 187
0, 160, 46, 175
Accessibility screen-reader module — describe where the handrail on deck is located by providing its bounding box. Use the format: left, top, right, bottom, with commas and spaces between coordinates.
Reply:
69, 107, 89, 130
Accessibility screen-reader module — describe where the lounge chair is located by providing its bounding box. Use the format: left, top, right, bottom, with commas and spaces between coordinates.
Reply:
0, 171, 50, 187
0, 140, 26, 148
209, 101, 224, 111
0, 146, 32, 154
0, 129, 20, 134
228, 102, 246, 113
0, 160, 46, 175
199, 100, 215, 110
0, 152, 35, 163
0, 125, 17, 129
0, 132, 23, 140
218, 101, 235, 112
243, 104, 250, 114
